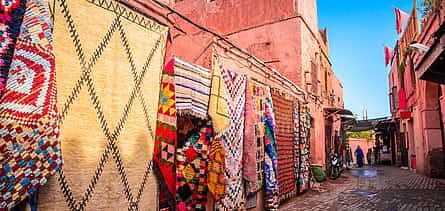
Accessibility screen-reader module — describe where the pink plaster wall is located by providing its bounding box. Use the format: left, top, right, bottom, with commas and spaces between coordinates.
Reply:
347, 138, 375, 164
173, 0, 298, 35
332, 75, 343, 108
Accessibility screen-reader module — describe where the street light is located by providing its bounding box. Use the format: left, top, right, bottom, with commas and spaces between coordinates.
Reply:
409, 43, 430, 54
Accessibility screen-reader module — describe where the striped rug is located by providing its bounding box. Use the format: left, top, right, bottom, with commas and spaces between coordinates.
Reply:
271, 89, 296, 201
174, 57, 211, 119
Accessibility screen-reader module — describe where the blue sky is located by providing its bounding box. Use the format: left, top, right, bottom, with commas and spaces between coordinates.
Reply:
317, 0, 420, 119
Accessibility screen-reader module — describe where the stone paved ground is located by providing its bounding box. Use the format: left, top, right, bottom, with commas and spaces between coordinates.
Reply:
279, 166, 445, 211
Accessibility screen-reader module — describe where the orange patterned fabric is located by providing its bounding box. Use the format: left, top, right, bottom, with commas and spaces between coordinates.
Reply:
207, 138, 226, 200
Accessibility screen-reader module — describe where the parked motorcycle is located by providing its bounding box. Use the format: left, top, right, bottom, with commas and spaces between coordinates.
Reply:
329, 153, 342, 179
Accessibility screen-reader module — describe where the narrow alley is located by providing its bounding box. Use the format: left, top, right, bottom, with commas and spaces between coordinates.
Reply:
280, 167, 445, 210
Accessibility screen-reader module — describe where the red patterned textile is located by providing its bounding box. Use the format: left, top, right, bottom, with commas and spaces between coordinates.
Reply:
153, 58, 177, 209
0, 0, 61, 209
176, 121, 212, 211
271, 89, 296, 201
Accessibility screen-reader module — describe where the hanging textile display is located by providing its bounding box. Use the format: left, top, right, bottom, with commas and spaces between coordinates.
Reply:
35, 0, 169, 209
243, 80, 258, 193
271, 89, 296, 201
293, 102, 301, 191
208, 56, 230, 136
174, 57, 211, 119
244, 79, 266, 194
264, 87, 279, 209
176, 121, 212, 211
216, 65, 247, 210
154, 59, 177, 209
0, 0, 26, 96
207, 138, 226, 200
0, 0, 62, 209
297, 105, 311, 192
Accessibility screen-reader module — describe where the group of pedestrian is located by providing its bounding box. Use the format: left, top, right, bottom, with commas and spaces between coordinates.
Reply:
344, 145, 375, 168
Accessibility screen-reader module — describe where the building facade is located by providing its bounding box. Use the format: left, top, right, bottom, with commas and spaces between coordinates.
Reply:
388, 0, 445, 178
172, 0, 346, 169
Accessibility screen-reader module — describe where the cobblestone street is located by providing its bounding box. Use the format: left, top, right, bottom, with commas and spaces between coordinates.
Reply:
280, 166, 445, 210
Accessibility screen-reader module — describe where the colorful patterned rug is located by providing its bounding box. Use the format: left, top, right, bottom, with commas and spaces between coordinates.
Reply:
0, 0, 26, 97
243, 79, 257, 193
174, 57, 211, 120
154, 58, 177, 209
216, 65, 246, 210
176, 121, 212, 211
298, 105, 311, 192
0, 0, 62, 209
244, 79, 266, 194
264, 87, 279, 209
207, 138, 226, 201
271, 89, 296, 201
294, 102, 301, 191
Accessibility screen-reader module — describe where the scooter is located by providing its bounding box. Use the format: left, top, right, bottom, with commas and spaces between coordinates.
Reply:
329, 153, 342, 180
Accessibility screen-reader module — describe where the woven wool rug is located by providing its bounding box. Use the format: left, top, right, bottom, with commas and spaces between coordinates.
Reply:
176, 120, 212, 211
264, 87, 279, 209
216, 65, 246, 210
35, 0, 169, 210
243, 79, 257, 193
207, 138, 226, 201
293, 102, 301, 191
0, 0, 62, 209
208, 56, 230, 136
244, 79, 267, 194
154, 58, 177, 209
298, 105, 311, 192
174, 57, 211, 120
0, 0, 26, 97
271, 89, 296, 201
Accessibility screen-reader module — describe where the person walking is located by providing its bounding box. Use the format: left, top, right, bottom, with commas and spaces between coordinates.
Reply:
344, 146, 352, 169
355, 145, 364, 168
366, 148, 372, 166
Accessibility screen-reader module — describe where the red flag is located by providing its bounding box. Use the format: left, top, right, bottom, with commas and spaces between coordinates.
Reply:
394, 7, 410, 34
384, 45, 394, 66
398, 88, 407, 110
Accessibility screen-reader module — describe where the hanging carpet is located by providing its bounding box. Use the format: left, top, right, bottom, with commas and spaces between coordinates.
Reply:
243, 79, 266, 194
264, 87, 279, 210
174, 57, 211, 120
271, 89, 296, 201
293, 102, 300, 191
208, 56, 230, 136
176, 120, 212, 211
0, 0, 62, 209
35, 0, 169, 210
0, 0, 26, 97
243, 79, 257, 193
216, 65, 246, 210
298, 105, 311, 192
207, 138, 226, 201
154, 58, 177, 209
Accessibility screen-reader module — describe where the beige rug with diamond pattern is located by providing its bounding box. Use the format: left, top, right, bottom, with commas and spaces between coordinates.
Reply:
37, 0, 168, 210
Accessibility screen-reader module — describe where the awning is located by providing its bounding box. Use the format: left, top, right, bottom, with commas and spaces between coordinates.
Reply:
417, 23, 445, 84
324, 107, 353, 116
